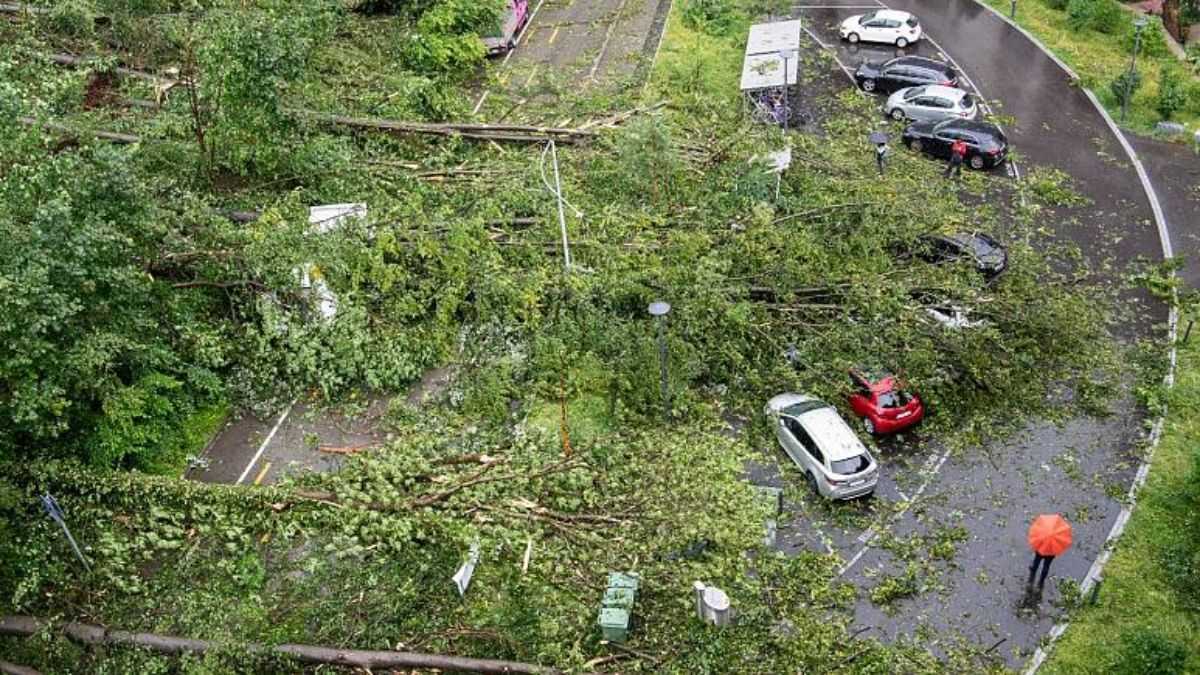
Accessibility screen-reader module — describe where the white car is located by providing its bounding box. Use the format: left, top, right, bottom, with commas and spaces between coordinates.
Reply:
885, 85, 978, 122
764, 393, 878, 500
840, 10, 922, 48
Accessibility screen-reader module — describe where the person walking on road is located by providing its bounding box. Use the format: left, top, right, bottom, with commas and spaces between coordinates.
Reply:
875, 141, 889, 176
944, 138, 967, 179
1026, 514, 1072, 592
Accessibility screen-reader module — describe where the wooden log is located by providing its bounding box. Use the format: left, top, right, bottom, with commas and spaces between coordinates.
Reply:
0, 660, 43, 675
43, 53, 176, 85
0, 615, 557, 674
18, 117, 142, 144
290, 109, 596, 144
0, 2, 46, 15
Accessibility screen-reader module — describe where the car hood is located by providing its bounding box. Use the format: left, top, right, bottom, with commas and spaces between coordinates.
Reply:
766, 392, 817, 413
841, 15, 863, 29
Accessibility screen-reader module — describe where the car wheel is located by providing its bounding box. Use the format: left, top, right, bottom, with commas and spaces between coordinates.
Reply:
862, 78, 876, 92
847, 32, 860, 43
889, 107, 905, 121
863, 417, 876, 435
895, 37, 909, 48
806, 471, 820, 495
910, 139, 924, 153
969, 155, 985, 170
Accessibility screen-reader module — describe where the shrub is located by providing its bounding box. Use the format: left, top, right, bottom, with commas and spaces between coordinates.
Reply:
1067, 0, 1124, 33
1110, 70, 1143, 107
1156, 66, 1187, 119
1112, 627, 1188, 675
1123, 17, 1170, 58
683, 0, 740, 35
46, 0, 95, 38
1043, 0, 1069, 10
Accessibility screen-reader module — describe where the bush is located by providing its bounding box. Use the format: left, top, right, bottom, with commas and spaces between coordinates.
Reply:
1110, 70, 1143, 107
1067, 0, 1125, 33
683, 0, 740, 35
1043, 0, 1069, 10
46, 0, 95, 38
1156, 66, 1187, 119
1112, 627, 1188, 675
1124, 18, 1170, 58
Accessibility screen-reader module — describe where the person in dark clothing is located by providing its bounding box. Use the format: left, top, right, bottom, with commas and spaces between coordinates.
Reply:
1028, 553, 1055, 588
943, 138, 967, 179
875, 142, 888, 175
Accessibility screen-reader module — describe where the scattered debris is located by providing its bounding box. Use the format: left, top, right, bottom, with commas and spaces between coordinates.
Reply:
452, 541, 481, 597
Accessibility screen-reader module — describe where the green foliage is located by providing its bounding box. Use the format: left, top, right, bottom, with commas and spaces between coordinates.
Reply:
1110, 69, 1143, 106
1112, 627, 1189, 674
401, 0, 501, 78
1066, 0, 1124, 34
1122, 17, 1170, 59
46, 0, 96, 39
1043, 0, 1070, 10
1156, 65, 1187, 119
91, 374, 193, 471
682, 0, 742, 35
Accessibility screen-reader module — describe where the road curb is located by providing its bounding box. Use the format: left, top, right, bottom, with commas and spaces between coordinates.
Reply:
957, 1, 1181, 672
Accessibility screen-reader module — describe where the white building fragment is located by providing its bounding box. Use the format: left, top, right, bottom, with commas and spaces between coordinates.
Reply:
295, 203, 367, 321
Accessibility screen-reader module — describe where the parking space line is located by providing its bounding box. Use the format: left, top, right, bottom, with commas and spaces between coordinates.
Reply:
837, 446, 951, 576
471, 0, 548, 115
235, 402, 293, 485
252, 461, 272, 486
471, 90, 490, 116
523, 64, 540, 88
589, 0, 631, 81
547, 26, 561, 45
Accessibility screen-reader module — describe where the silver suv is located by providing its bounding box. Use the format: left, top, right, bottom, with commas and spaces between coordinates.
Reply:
764, 393, 878, 500
886, 85, 977, 122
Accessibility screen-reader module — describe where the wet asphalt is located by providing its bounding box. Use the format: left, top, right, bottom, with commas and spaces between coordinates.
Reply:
1127, 134, 1200, 287
751, 0, 1180, 666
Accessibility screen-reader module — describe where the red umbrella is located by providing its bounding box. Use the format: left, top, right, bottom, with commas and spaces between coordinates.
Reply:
1028, 514, 1072, 556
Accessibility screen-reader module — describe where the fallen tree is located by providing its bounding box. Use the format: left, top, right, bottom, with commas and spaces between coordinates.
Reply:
0, 615, 558, 674
289, 109, 598, 144
18, 117, 141, 144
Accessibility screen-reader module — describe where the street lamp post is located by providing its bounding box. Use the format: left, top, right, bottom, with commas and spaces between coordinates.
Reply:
1121, 17, 1149, 123
648, 301, 671, 421
1010, 0, 1017, 19
777, 50, 795, 132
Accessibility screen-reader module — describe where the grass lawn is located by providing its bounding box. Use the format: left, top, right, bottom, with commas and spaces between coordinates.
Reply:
1044, 322, 1200, 674
980, 0, 1200, 133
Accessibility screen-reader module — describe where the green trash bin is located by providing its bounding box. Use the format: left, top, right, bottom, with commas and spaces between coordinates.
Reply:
598, 607, 630, 643
602, 586, 636, 610
607, 571, 640, 593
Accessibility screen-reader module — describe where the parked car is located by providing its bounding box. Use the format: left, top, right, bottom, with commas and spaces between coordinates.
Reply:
848, 368, 924, 435
885, 85, 977, 122
764, 393, 878, 500
482, 0, 530, 56
902, 118, 1009, 169
854, 56, 957, 94
840, 10, 922, 47
915, 231, 1007, 276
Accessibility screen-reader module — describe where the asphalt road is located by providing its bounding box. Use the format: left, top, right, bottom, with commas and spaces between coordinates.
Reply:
772, 1, 1170, 666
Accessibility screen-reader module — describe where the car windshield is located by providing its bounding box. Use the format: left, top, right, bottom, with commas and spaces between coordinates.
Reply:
969, 235, 997, 256
905, 16, 919, 27
903, 87, 926, 100
831, 454, 871, 476
958, 93, 974, 108
859, 11, 877, 23
782, 400, 827, 416
878, 390, 912, 408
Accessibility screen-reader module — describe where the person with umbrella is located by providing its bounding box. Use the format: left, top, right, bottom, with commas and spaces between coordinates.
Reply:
1027, 514, 1072, 590
943, 137, 968, 180
870, 131, 889, 176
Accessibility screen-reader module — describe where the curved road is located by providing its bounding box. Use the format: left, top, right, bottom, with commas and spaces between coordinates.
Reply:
792, 0, 1176, 668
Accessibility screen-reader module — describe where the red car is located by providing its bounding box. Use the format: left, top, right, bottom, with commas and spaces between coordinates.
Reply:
847, 367, 924, 435
482, 0, 530, 56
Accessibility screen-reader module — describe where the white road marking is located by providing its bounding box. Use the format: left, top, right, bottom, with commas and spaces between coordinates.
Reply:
235, 402, 294, 485
472, 0, 548, 113
589, 0, 631, 81
837, 446, 952, 577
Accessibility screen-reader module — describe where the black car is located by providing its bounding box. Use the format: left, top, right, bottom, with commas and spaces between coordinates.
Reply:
901, 118, 1008, 169
915, 232, 1008, 276
853, 56, 957, 94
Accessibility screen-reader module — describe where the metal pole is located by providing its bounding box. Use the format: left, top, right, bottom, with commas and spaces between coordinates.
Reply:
781, 54, 790, 132
1122, 22, 1145, 123
1010, 0, 1016, 19
656, 316, 670, 421
41, 494, 90, 572
549, 140, 571, 271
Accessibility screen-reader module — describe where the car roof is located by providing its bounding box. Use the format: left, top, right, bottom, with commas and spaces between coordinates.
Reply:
886, 55, 950, 71
873, 9, 914, 20
935, 118, 1002, 135
919, 85, 968, 100
795, 407, 867, 461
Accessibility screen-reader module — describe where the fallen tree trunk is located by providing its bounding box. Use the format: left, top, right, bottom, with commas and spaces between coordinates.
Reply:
0, 2, 46, 15
289, 109, 597, 144
0, 660, 42, 675
0, 615, 557, 674
18, 117, 142, 144
43, 53, 175, 85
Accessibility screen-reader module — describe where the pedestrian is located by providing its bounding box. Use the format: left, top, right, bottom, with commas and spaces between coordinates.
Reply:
1026, 514, 1072, 592
875, 141, 889, 175
943, 138, 967, 179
